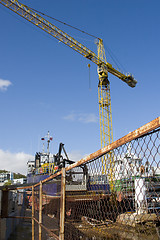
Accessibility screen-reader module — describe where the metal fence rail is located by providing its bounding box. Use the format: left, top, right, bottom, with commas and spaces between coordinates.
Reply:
65, 127, 160, 239
1, 117, 160, 240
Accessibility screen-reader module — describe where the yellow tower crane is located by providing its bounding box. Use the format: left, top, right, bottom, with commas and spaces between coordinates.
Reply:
0, 0, 137, 182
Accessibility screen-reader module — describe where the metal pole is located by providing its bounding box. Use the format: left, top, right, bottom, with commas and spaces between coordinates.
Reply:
1, 189, 9, 218
59, 168, 65, 240
32, 186, 35, 240
39, 181, 42, 240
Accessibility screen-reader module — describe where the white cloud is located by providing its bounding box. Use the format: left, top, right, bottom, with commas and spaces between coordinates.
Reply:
0, 149, 34, 175
67, 150, 84, 162
0, 79, 12, 91
63, 113, 76, 121
63, 112, 98, 123
78, 113, 98, 123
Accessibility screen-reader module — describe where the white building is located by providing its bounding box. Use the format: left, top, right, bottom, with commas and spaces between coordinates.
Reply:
0, 172, 13, 183
13, 178, 27, 185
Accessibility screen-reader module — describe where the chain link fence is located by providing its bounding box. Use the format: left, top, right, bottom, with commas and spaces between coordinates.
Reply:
1, 117, 160, 240
65, 128, 160, 239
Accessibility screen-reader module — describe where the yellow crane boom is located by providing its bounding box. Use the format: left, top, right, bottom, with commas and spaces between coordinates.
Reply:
0, 0, 137, 182
0, 0, 136, 87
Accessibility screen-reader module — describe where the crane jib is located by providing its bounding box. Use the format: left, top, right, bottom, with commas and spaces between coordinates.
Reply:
0, 0, 137, 88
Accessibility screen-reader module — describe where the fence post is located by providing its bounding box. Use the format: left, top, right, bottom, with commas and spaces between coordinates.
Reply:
1, 189, 8, 218
59, 168, 66, 240
39, 181, 42, 240
32, 186, 35, 240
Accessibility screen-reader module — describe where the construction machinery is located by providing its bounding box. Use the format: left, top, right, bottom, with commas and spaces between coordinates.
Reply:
0, 0, 137, 181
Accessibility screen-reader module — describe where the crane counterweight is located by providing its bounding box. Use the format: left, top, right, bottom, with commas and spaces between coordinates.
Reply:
124, 75, 137, 88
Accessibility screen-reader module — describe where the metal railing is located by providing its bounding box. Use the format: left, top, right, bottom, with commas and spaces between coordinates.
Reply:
1, 117, 160, 240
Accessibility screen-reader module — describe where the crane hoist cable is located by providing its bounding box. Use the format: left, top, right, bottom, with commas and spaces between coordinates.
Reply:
26, 5, 126, 73
25, 5, 99, 40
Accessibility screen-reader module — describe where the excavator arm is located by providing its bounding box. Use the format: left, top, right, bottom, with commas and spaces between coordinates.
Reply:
0, 0, 137, 88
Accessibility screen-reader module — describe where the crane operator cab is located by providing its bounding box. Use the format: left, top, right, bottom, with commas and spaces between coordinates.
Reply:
97, 63, 109, 87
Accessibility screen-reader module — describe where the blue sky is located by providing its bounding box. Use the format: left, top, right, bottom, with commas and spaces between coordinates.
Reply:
0, 0, 159, 174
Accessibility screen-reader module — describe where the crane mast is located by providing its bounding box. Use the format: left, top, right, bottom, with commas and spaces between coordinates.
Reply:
97, 39, 113, 148
97, 39, 113, 178
0, 0, 137, 182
